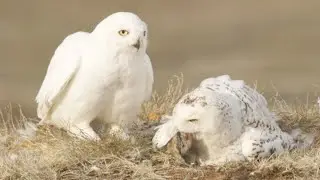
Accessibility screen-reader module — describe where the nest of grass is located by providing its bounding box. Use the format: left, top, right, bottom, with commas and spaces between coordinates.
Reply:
1, 74, 320, 180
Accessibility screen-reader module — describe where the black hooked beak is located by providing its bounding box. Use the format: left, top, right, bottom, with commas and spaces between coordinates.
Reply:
132, 39, 141, 50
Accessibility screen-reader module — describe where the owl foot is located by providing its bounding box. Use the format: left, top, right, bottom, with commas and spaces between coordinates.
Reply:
109, 124, 133, 142
67, 123, 101, 141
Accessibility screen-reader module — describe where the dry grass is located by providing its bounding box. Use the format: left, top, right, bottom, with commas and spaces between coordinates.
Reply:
1, 74, 320, 180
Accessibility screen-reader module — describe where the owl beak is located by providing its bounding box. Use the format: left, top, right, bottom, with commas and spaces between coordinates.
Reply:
132, 39, 140, 50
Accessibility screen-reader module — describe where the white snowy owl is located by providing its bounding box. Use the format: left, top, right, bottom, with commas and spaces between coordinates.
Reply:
152, 75, 297, 165
35, 12, 154, 141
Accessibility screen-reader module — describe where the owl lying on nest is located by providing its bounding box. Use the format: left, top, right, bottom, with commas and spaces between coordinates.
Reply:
152, 75, 312, 166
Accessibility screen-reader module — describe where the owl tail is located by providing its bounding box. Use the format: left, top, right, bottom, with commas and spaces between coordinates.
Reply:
152, 118, 178, 149
16, 121, 38, 140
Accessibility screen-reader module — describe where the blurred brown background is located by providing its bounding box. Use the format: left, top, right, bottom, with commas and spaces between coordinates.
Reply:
1, 0, 320, 115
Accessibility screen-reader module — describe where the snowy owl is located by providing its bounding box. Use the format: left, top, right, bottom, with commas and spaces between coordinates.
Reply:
152, 75, 297, 165
35, 12, 154, 141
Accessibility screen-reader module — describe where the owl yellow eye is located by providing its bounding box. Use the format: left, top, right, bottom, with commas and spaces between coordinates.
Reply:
118, 30, 129, 36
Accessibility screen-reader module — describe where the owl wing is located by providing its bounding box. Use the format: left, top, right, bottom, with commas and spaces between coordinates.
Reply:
152, 117, 178, 148
35, 32, 89, 123
200, 75, 267, 107
200, 75, 278, 130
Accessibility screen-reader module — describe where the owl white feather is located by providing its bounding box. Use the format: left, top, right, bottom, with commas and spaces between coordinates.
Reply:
152, 75, 297, 165
36, 12, 154, 141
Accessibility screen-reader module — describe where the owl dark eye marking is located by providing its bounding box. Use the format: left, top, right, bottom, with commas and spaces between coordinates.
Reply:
143, 31, 147, 36
188, 119, 198, 122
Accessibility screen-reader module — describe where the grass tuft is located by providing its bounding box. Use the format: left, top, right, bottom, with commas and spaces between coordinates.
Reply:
1, 74, 320, 180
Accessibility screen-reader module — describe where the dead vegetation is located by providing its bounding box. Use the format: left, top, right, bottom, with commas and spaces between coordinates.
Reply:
1, 74, 320, 180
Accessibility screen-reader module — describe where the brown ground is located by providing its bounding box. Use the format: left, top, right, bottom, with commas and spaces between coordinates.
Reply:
1, 76, 320, 180
1, 0, 320, 115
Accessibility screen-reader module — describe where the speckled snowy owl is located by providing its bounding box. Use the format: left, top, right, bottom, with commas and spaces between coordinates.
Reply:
152, 75, 297, 165
35, 12, 154, 141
